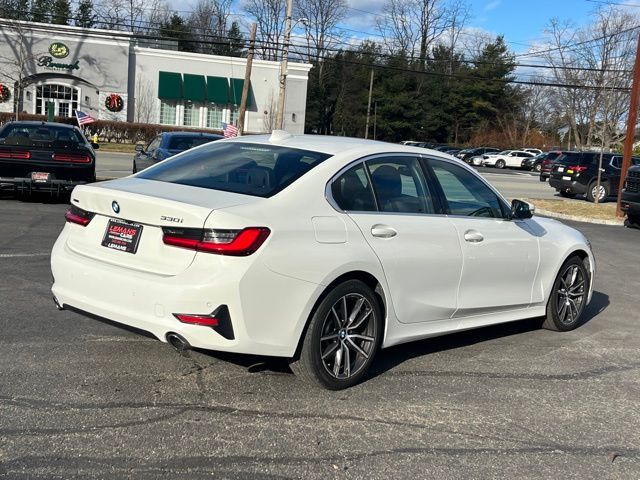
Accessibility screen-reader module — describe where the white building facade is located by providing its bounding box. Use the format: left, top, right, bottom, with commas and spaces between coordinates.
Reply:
0, 19, 312, 133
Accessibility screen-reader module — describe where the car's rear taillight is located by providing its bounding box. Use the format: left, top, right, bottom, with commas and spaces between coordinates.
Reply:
64, 205, 94, 226
0, 150, 31, 160
162, 227, 270, 256
567, 165, 587, 173
174, 313, 219, 327
53, 153, 91, 163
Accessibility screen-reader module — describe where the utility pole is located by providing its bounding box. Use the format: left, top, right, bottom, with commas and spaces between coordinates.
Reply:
595, 83, 610, 205
238, 23, 257, 136
373, 101, 377, 140
617, 33, 640, 217
275, 0, 294, 131
364, 69, 374, 139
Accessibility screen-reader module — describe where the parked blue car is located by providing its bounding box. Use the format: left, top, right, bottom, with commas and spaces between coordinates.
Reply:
133, 131, 223, 173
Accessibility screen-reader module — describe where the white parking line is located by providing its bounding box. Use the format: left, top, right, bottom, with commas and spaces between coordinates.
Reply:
0, 253, 50, 258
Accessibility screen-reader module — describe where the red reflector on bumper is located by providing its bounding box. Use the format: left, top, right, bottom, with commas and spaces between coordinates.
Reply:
174, 313, 219, 327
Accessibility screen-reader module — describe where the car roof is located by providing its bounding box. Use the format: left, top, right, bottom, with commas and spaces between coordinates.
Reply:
224, 132, 456, 157
4, 121, 76, 129
162, 131, 223, 138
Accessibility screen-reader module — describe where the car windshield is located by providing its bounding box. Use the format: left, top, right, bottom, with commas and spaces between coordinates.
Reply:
167, 136, 219, 150
497, 150, 511, 155
0, 124, 86, 148
137, 142, 331, 198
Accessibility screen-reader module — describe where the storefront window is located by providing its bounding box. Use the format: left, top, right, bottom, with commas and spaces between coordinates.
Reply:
183, 102, 200, 127
206, 103, 223, 129
35, 84, 78, 117
159, 100, 177, 125
230, 106, 239, 126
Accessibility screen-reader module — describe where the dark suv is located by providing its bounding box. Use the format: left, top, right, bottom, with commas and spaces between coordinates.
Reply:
538, 151, 568, 181
549, 151, 640, 202
622, 165, 640, 226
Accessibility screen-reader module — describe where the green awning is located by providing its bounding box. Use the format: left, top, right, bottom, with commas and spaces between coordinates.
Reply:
183, 74, 206, 102
229, 78, 252, 106
158, 71, 182, 100
206, 76, 229, 104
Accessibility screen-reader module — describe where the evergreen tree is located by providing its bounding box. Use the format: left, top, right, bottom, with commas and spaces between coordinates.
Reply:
75, 0, 96, 28
159, 14, 193, 52
52, 0, 71, 25
30, 0, 51, 22
221, 22, 245, 57
0, 0, 29, 20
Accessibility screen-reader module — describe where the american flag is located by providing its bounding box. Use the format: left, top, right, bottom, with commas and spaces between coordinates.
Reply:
75, 110, 96, 126
222, 122, 238, 138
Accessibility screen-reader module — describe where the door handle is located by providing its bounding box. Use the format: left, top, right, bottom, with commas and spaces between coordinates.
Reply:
371, 224, 397, 238
464, 230, 484, 243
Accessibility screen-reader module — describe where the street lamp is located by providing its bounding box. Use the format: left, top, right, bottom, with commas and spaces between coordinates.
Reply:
275, 11, 309, 131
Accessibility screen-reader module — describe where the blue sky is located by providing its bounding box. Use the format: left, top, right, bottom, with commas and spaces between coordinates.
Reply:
466, 0, 596, 52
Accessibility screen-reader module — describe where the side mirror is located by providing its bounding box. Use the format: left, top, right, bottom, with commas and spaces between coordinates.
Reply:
135, 144, 144, 153
511, 199, 534, 220
91, 142, 100, 150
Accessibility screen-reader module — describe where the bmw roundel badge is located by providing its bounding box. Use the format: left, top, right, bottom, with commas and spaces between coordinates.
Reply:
112, 201, 120, 214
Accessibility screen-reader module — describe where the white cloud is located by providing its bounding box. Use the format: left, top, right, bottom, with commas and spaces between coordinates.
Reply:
484, 0, 501, 12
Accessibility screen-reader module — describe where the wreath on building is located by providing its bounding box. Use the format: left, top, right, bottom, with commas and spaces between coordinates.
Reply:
0, 84, 10, 103
105, 93, 124, 112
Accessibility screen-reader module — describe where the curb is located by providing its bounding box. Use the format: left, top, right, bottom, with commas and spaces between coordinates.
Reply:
534, 208, 624, 226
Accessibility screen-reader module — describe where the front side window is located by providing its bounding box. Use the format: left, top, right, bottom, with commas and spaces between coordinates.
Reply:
428, 159, 505, 218
331, 164, 377, 211
366, 157, 435, 214
137, 142, 330, 198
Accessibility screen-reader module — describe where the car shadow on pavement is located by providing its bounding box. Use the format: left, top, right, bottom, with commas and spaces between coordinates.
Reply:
187, 291, 610, 382
366, 290, 610, 382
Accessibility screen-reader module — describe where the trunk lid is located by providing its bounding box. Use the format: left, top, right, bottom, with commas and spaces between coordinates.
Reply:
65, 178, 259, 276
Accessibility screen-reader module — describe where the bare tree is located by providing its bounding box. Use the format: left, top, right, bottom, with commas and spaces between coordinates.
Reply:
95, 0, 166, 32
242, 0, 286, 61
133, 77, 156, 123
377, 0, 449, 67
188, 0, 233, 54
541, 7, 637, 150
0, 19, 43, 120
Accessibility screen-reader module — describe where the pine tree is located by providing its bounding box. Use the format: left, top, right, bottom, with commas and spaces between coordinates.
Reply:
159, 14, 193, 52
223, 22, 245, 57
74, 0, 95, 27
15, 0, 29, 20
52, 0, 71, 25
30, 0, 51, 23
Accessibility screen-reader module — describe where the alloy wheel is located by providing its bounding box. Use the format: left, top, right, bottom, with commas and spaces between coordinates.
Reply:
319, 293, 377, 379
555, 264, 586, 326
591, 185, 606, 201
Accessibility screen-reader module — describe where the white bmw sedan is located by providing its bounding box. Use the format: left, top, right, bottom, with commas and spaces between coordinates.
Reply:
51, 132, 595, 389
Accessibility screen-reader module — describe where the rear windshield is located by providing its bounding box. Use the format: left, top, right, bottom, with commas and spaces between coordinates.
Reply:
167, 136, 219, 151
0, 124, 86, 148
137, 141, 331, 197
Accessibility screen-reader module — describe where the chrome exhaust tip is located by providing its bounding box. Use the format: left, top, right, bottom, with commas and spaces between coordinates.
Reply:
166, 332, 191, 353
53, 296, 64, 311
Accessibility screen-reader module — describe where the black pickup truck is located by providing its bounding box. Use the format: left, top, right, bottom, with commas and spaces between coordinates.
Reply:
622, 165, 640, 227
0, 121, 97, 196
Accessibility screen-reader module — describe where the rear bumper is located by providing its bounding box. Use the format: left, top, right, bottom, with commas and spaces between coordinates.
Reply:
50, 226, 320, 357
0, 177, 89, 194
549, 177, 586, 194
621, 190, 640, 214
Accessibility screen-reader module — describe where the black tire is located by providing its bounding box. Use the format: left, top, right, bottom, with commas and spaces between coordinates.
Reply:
132, 162, 137, 174
542, 256, 589, 332
586, 180, 609, 203
539, 175, 547, 182
559, 191, 577, 198
290, 280, 382, 390
626, 213, 640, 229
495, 159, 506, 169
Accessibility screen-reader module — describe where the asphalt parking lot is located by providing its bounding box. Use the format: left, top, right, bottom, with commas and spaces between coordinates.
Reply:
1, 195, 639, 479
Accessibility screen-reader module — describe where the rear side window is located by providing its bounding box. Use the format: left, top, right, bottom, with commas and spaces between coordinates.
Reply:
331, 164, 376, 211
366, 157, 435, 214
137, 142, 330, 197
0, 124, 85, 148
